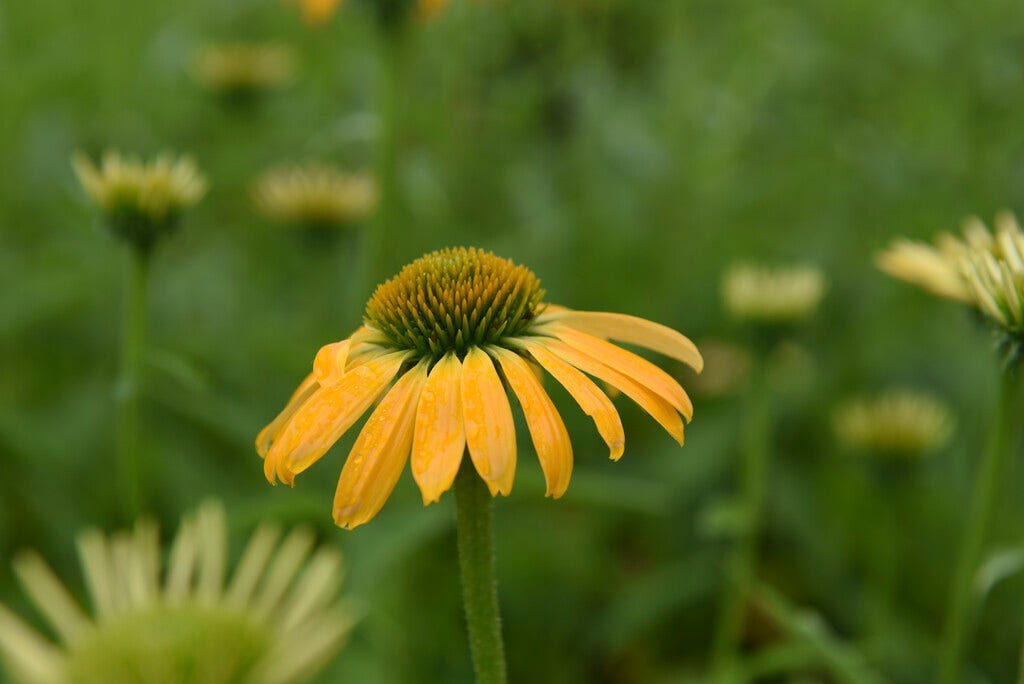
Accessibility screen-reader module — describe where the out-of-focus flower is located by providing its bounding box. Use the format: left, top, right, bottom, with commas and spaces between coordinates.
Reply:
833, 389, 954, 458
962, 224, 1024, 335
294, 0, 344, 25
0, 501, 351, 684
257, 247, 703, 529
253, 165, 378, 231
722, 264, 826, 323
877, 212, 1024, 305
284, 0, 452, 27
192, 43, 296, 99
73, 151, 207, 252
681, 338, 751, 398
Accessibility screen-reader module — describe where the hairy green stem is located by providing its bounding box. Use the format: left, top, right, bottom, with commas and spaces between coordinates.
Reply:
116, 246, 150, 521
711, 361, 771, 682
454, 459, 508, 684
939, 371, 1017, 684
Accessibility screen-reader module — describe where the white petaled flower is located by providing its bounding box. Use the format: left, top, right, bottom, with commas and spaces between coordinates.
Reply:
0, 502, 352, 684
833, 389, 954, 459
722, 264, 826, 323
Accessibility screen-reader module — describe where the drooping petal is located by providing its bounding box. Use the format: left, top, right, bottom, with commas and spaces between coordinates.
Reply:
540, 337, 685, 445
313, 340, 351, 386
256, 373, 319, 458
489, 346, 573, 498
461, 346, 517, 496
412, 353, 467, 505
547, 325, 693, 420
264, 350, 409, 485
333, 359, 429, 529
520, 340, 625, 460
536, 309, 704, 372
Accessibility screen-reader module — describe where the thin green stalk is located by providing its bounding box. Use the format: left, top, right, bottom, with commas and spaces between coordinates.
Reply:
939, 371, 1017, 684
363, 27, 405, 298
711, 360, 771, 682
454, 459, 508, 684
115, 246, 150, 521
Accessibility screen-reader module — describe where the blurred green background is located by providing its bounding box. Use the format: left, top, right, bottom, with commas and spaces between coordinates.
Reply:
4, 0, 1024, 681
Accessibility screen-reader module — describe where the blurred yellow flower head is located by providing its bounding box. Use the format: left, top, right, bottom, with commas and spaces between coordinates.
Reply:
0, 501, 352, 684
253, 164, 378, 230
833, 389, 954, 458
876, 211, 1024, 305
257, 247, 702, 529
286, 0, 450, 26
73, 151, 207, 251
722, 263, 826, 322
192, 43, 296, 97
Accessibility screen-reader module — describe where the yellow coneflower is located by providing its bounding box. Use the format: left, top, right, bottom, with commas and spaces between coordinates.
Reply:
257, 247, 702, 529
877, 211, 1024, 305
0, 502, 352, 684
73, 151, 207, 251
192, 43, 296, 99
253, 165, 378, 231
833, 389, 954, 458
722, 263, 826, 323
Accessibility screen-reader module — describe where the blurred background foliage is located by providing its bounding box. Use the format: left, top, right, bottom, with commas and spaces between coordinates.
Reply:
3, 0, 1024, 681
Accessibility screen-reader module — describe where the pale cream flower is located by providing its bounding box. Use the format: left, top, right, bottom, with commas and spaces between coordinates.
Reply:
961, 223, 1024, 333
72, 151, 207, 250
192, 43, 296, 97
722, 264, 826, 322
833, 389, 954, 458
253, 165, 378, 230
0, 502, 352, 684
877, 212, 1024, 305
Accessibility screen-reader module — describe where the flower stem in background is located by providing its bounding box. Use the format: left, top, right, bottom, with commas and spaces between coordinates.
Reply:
115, 246, 149, 520
939, 370, 1018, 684
711, 357, 772, 682
363, 28, 406, 298
454, 459, 508, 684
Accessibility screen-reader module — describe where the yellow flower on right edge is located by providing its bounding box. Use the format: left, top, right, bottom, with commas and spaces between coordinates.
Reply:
877, 211, 1024, 311
257, 247, 703, 529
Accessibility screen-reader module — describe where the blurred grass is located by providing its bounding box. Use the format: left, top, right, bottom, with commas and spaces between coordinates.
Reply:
4, 0, 1024, 681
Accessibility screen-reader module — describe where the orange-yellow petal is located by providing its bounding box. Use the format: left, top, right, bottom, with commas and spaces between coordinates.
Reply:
520, 340, 625, 460
264, 350, 409, 485
333, 359, 429, 529
411, 353, 466, 505
536, 309, 704, 373
313, 340, 351, 386
461, 346, 516, 496
489, 346, 572, 498
548, 325, 693, 420
540, 338, 685, 445
256, 373, 319, 458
